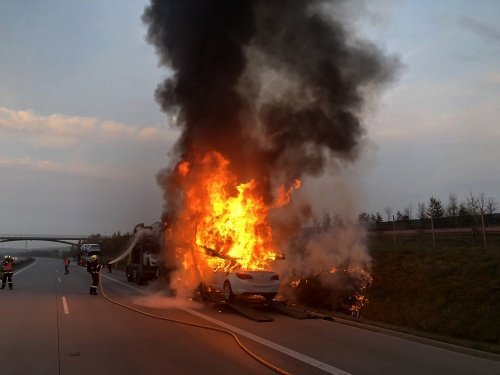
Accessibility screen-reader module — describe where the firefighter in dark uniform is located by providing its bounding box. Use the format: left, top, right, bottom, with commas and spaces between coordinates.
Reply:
1, 255, 15, 290
87, 255, 102, 295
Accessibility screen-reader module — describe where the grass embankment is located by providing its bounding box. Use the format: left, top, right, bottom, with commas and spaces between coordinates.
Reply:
362, 234, 500, 353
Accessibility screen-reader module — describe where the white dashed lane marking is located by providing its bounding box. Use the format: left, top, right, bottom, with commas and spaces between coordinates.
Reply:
62, 296, 69, 315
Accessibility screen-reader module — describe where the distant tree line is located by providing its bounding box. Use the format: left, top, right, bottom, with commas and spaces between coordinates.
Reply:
358, 191, 499, 232
85, 231, 132, 260
13, 248, 74, 258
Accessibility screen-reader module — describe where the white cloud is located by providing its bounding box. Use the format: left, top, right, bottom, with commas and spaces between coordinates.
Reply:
0, 108, 172, 235
0, 107, 178, 148
0, 106, 179, 184
0, 156, 124, 181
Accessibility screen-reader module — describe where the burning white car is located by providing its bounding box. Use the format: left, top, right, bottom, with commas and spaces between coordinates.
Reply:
215, 267, 279, 303
199, 247, 280, 303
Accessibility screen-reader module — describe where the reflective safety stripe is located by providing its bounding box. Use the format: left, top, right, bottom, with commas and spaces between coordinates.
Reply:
3, 263, 13, 271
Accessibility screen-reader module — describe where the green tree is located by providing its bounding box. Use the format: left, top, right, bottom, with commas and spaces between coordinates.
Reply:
458, 202, 469, 216
427, 196, 444, 218
486, 197, 498, 215
370, 212, 383, 224
446, 192, 459, 217
384, 207, 392, 222
396, 210, 403, 221
466, 191, 480, 216
418, 202, 427, 220
404, 203, 414, 220
358, 212, 371, 223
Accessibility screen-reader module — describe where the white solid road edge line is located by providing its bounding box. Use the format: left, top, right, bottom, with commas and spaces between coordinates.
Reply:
62, 296, 69, 315
101, 273, 143, 293
103, 273, 351, 375
13, 259, 38, 276
185, 307, 351, 375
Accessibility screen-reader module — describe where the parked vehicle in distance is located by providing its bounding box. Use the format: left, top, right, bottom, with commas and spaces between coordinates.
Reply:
78, 243, 101, 266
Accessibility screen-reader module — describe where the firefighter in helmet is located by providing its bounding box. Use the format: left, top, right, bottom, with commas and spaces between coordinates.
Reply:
1, 255, 15, 290
87, 255, 102, 295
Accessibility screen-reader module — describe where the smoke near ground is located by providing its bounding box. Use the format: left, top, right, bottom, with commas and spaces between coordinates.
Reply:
276, 223, 373, 311
143, 1, 400, 302
134, 293, 202, 310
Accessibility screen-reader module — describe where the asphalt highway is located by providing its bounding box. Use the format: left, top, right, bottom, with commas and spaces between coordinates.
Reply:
1, 258, 499, 375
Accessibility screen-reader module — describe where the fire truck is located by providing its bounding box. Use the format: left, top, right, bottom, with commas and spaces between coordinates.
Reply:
125, 223, 163, 285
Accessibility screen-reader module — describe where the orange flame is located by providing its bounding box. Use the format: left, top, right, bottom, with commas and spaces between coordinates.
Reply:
173, 150, 298, 272
274, 179, 301, 208
177, 161, 190, 177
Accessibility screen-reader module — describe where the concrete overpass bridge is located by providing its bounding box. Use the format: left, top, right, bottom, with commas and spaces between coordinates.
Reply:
0, 235, 100, 248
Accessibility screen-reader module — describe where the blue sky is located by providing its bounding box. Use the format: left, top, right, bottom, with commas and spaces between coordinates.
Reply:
0, 0, 498, 243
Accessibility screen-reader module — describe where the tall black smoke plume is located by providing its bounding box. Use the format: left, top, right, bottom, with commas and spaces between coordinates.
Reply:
143, 0, 399, 221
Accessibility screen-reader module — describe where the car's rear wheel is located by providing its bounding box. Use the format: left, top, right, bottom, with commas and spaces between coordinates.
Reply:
223, 282, 234, 302
264, 293, 277, 304
126, 266, 133, 282
198, 282, 211, 302
136, 271, 143, 285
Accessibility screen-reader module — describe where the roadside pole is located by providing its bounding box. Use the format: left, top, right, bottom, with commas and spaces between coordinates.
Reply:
392, 215, 397, 245
481, 213, 487, 247
430, 215, 435, 248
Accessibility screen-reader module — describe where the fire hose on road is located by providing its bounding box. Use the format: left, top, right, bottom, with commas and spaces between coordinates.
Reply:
98, 272, 291, 375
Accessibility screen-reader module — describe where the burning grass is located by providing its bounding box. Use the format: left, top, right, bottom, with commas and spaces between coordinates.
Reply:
281, 266, 372, 314
276, 226, 372, 315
